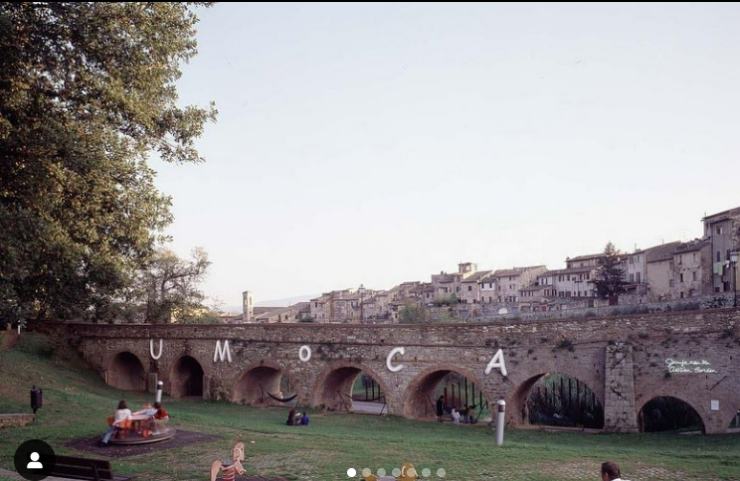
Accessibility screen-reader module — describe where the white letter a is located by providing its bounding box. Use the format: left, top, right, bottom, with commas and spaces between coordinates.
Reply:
485, 348, 507, 377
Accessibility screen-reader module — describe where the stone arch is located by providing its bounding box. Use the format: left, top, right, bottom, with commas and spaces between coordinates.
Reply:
638, 395, 706, 433
232, 361, 293, 406
107, 351, 147, 391
312, 362, 391, 412
169, 355, 204, 398
403, 365, 490, 420
507, 365, 605, 426
509, 371, 604, 429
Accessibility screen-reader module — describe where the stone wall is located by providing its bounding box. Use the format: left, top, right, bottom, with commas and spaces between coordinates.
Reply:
0, 414, 34, 429
43, 307, 740, 434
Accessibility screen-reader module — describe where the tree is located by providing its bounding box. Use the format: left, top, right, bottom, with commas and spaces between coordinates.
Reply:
122, 247, 211, 324
398, 303, 428, 323
593, 242, 627, 305
0, 3, 216, 322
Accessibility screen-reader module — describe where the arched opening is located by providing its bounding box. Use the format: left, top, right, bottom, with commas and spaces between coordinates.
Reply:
316, 367, 386, 414
405, 369, 490, 422
232, 366, 294, 406
108, 352, 146, 391
512, 373, 603, 429
171, 356, 204, 398
639, 396, 705, 433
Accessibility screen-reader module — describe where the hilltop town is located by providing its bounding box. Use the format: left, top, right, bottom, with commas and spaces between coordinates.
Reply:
234, 205, 740, 324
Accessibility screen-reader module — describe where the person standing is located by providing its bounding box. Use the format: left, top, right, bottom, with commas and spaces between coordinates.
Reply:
435, 396, 445, 422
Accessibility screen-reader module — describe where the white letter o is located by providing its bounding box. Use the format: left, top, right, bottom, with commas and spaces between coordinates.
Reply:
299, 345, 312, 362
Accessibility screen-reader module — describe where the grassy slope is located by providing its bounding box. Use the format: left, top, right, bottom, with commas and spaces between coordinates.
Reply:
0, 334, 738, 481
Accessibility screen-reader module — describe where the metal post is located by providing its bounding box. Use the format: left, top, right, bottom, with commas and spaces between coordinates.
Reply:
496, 400, 506, 446
155, 380, 163, 403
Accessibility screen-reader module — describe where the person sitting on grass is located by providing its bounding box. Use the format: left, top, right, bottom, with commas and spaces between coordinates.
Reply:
601, 461, 629, 481
300, 412, 310, 426
286, 408, 296, 426
450, 408, 461, 424
101, 400, 132, 445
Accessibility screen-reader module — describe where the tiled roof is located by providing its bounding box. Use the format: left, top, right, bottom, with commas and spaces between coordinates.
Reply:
493, 266, 545, 277
543, 266, 595, 276
702, 206, 740, 222
674, 239, 709, 254
645, 241, 682, 263
566, 253, 603, 262
461, 270, 493, 283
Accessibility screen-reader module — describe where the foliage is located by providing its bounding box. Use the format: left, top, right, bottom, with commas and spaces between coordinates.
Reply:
433, 293, 459, 307
118, 247, 211, 323
0, 3, 216, 322
593, 242, 628, 302
398, 303, 428, 323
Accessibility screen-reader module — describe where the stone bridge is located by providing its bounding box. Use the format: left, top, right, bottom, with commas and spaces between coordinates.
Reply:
50, 308, 740, 434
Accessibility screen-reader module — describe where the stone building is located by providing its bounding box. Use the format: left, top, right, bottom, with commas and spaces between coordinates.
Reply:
645, 242, 682, 301
703, 206, 740, 294
672, 239, 712, 299
641, 240, 712, 302
458, 270, 492, 304
430, 262, 478, 302
491, 265, 546, 304
253, 303, 310, 323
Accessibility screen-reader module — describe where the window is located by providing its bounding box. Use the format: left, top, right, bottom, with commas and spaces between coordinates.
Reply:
692, 271, 697, 281
680, 273, 684, 283
467, 285, 472, 291
636, 272, 641, 283
717, 251, 721, 262
680, 291, 684, 298
717, 226, 723, 235
669, 279, 674, 287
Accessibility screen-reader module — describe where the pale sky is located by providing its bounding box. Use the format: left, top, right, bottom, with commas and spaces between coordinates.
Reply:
152, 3, 740, 310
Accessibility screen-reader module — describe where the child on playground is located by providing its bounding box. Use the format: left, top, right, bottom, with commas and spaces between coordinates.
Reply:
100, 400, 132, 445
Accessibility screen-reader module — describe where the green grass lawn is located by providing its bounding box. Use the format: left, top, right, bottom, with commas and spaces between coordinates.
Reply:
1, 333, 739, 481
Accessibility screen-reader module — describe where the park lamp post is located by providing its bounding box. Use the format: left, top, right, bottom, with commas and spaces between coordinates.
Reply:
495, 400, 506, 446
731, 251, 738, 308
155, 380, 164, 403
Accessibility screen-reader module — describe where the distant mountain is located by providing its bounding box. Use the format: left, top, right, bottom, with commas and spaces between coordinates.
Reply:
223, 293, 320, 313
256, 294, 320, 307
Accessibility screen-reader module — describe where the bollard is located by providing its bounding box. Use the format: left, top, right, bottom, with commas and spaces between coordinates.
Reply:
495, 400, 505, 446
155, 380, 163, 403
30, 385, 43, 416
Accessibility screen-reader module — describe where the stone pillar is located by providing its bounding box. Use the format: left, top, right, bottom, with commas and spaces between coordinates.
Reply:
603, 343, 639, 432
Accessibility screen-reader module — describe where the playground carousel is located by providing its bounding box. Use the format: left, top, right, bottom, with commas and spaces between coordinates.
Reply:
104, 381, 176, 446
105, 415, 176, 445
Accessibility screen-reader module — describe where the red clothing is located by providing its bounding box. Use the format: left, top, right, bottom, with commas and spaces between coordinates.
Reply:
155, 407, 169, 419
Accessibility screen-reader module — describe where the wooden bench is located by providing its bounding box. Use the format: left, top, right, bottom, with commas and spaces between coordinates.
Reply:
49, 455, 132, 481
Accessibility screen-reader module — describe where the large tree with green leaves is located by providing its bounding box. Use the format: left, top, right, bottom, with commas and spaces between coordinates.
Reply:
0, 3, 216, 323
593, 242, 627, 305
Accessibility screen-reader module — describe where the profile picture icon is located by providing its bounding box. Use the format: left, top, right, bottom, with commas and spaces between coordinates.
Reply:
13, 439, 55, 481
27, 452, 43, 470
